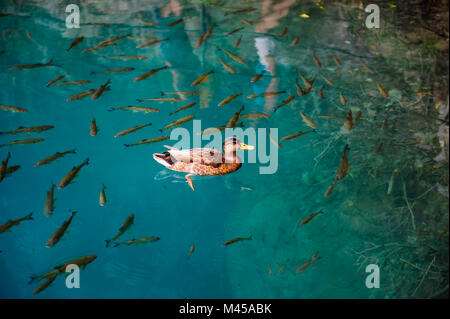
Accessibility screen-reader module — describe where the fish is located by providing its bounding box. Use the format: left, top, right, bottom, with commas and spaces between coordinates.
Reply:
99, 184, 106, 206
374, 141, 383, 154
250, 72, 266, 83
0, 104, 28, 113
160, 115, 194, 132
387, 168, 398, 195
191, 70, 214, 86
298, 211, 323, 226
240, 18, 253, 26
113, 236, 160, 247
196, 24, 215, 47
219, 48, 245, 64
114, 123, 152, 137
90, 118, 98, 136
66, 36, 84, 51
274, 94, 295, 111
102, 55, 148, 60
299, 111, 318, 129
92, 80, 111, 100
169, 102, 196, 116
226, 106, 244, 128
29, 255, 97, 284
240, 113, 269, 120
46, 211, 76, 247
105, 214, 135, 247
26, 32, 32, 41
359, 59, 376, 73
189, 244, 195, 257
136, 38, 169, 49
108, 106, 160, 113
225, 27, 244, 36
0, 152, 11, 182
333, 56, 342, 67
66, 89, 96, 101
46, 74, 68, 87
295, 78, 305, 96
354, 110, 362, 126
136, 18, 158, 26
97, 34, 129, 47
124, 136, 170, 147
34, 149, 76, 167
324, 181, 336, 197
32, 274, 57, 296
0, 125, 54, 135
161, 91, 202, 96
134, 66, 168, 82
0, 212, 33, 234
269, 133, 282, 149
82, 42, 116, 53
335, 144, 350, 182
296, 252, 321, 273
55, 80, 91, 86
312, 52, 322, 68
291, 36, 300, 46
376, 82, 389, 98
218, 93, 241, 106
222, 235, 252, 246
43, 184, 55, 217
219, 57, 236, 74
318, 87, 324, 99
318, 115, 344, 119
278, 27, 288, 37
297, 72, 314, 93
339, 92, 347, 105
91, 67, 135, 74
280, 130, 315, 141
85, 22, 111, 27
344, 110, 353, 130
225, 7, 256, 16
382, 118, 388, 129
321, 76, 335, 87
234, 35, 242, 48
247, 91, 286, 98
57, 158, 89, 189
0, 138, 44, 147
166, 18, 185, 27
137, 97, 184, 103
5, 165, 20, 178
10, 59, 56, 70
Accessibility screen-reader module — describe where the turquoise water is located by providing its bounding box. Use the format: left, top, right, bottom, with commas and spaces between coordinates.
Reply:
0, 0, 448, 299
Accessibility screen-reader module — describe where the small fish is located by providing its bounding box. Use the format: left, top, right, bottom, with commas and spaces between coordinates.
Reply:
376, 82, 389, 98
295, 78, 305, 97
91, 67, 134, 74
196, 24, 215, 47
312, 52, 322, 68
136, 38, 169, 49
55, 80, 91, 86
0, 212, 33, 234
34, 149, 76, 167
114, 123, 152, 137
225, 7, 256, 16
247, 91, 286, 98
105, 214, 135, 247
291, 36, 300, 46
354, 110, 362, 126
359, 59, 376, 73
297, 72, 314, 93
278, 27, 288, 37
335, 144, 350, 182
225, 27, 244, 36
280, 130, 315, 141
46, 211, 76, 248
113, 236, 160, 247
226, 106, 244, 128
108, 106, 160, 113
321, 76, 335, 87
382, 118, 388, 129
218, 93, 241, 106
269, 133, 282, 149
234, 35, 242, 48
0, 125, 53, 135
82, 42, 116, 53
66, 89, 96, 101
387, 168, 398, 195
99, 185, 106, 206
66, 36, 84, 51
324, 181, 336, 197
299, 111, 318, 129
189, 244, 195, 257
32, 274, 57, 296
46, 74, 68, 87
339, 92, 347, 105
250, 72, 266, 83
0, 104, 28, 113
161, 91, 202, 96
102, 55, 148, 60
299, 211, 323, 226
318, 115, 344, 119
97, 34, 129, 47
0, 152, 11, 182
240, 18, 253, 25
296, 252, 321, 273
0, 138, 44, 147
333, 56, 342, 67
274, 94, 295, 111
90, 118, 98, 136
5, 165, 20, 178
169, 102, 196, 116
344, 110, 353, 131
219, 57, 236, 74
10, 59, 56, 70
160, 115, 195, 132
374, 141, 383, 154
124, 136, 170, 147
318, 87, 324, 99
222, 235, 252, 246
166, 18, 185, 27
43, 184, 55, 217
134, 66, 168, 82
137, 97, 184, 103
57, 158, 89, 189
85, 22, 111, 27
239, 113, 269, 119
219, 48, 245, 64
92, 80, 111, 100
136, 18, 158, 26
191, 70, 214, 86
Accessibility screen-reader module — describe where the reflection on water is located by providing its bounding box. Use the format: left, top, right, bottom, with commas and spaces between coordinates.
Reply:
0, 0, 448, 299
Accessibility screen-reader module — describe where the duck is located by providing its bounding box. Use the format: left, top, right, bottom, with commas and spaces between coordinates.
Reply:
153, 136, 254, 191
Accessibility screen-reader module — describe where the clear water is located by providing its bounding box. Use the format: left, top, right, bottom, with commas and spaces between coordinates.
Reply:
0, 0, 448, 299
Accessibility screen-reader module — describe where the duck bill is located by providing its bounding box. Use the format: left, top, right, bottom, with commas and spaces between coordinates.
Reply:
240, 143, 255, 150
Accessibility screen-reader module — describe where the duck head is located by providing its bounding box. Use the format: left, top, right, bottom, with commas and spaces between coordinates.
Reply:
223, 136, 255, 153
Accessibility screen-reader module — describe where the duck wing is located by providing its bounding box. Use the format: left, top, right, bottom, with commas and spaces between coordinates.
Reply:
168, 148, 223, 167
